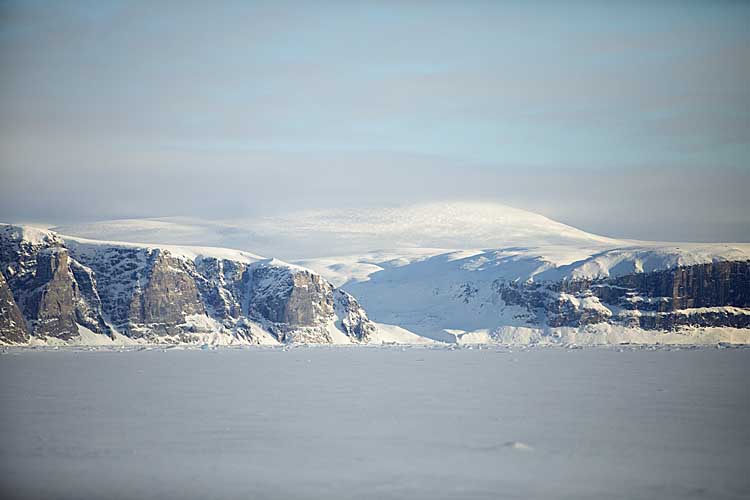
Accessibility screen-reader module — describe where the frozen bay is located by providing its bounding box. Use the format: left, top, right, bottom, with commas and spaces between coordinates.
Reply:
1, 346, 748, 500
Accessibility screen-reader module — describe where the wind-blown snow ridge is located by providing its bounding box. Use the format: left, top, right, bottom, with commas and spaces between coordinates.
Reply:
62, 235, 268, 265
2, 223, 270, 266
538, 243, 750, 281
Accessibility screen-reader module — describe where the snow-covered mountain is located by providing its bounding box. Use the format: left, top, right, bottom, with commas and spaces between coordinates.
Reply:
53, 202, 617, 260
282, 204, 750, 344
0, 224, 405, 346
308, 243, 750, 344
6, 202, 750, 345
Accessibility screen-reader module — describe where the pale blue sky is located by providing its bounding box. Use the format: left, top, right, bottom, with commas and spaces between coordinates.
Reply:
1, 0, 749, 241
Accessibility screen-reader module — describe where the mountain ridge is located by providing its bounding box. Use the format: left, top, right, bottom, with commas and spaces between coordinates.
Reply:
4, 203, 750, 346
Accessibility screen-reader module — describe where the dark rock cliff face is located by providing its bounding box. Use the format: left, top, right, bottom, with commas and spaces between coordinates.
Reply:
0, 226, 64, 281
125, 251, 206, 337
1, 232, 112, 342
69, 259, 112, 336
496, 261, 750, 330
191, 258, 376, 343
22, 249, 111, 340
193, 258, 247, 320
0, 272, 28, 344
23, 248, 83, 341
246, 266, 338, 343
334, 289, 376, 342
559, 261, 750, 310
248, 267, 333, 326
0, 225, 375, 344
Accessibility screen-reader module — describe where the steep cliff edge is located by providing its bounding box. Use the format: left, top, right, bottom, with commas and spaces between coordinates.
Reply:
0, 272, 28, 344
0, 225, 376, 345
496, 260, 750, 330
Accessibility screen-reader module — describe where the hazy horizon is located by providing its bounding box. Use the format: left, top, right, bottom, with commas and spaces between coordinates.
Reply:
1, 0, 749, 242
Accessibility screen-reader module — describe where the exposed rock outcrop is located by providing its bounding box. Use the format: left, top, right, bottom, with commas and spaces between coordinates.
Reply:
495, 261, 750, 330
0, 229, 112, 342
125, 251, 206, 338
193, 257, 247, 320
247, 266, 334, 340
0, 272, 28, 344
334, 289, 376, 342
0, 225, 376, 345
23, 248, 84, 341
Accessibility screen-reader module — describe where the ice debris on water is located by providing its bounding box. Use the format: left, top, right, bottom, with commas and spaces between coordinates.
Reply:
504, 441, 534, 452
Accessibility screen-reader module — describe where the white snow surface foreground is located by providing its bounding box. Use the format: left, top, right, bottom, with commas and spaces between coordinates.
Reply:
48, 202, 750, 345
1, 346, 749, 500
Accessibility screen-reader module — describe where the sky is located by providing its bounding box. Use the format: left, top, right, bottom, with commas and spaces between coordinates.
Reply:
0, 0, 749, 242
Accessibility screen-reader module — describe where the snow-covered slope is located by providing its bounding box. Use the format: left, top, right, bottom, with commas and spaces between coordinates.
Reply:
306, 243, 749, 343
302, 243, 750, 288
